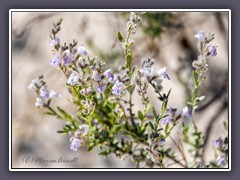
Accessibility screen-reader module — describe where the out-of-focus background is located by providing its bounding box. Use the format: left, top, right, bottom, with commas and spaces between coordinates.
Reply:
11, 11, 229, 168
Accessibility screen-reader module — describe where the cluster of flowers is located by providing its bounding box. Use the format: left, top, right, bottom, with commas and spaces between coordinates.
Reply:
193, 30, 218, 77
49, 38, 128, 98
28, 75, 60, 107
70, 124, 89, 151
212, 137, 228, 166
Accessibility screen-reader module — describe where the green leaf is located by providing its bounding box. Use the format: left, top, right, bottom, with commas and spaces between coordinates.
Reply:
117, 32, 124, 42
88, 144, 95, 152
127, 41, 134, 48
126, 51, 132, 69
145, 103, 152, 115
223, 121, 228, 131
187, 102, 193, 106
138, 111, 144, 121
152, 107, 158, 119
165, 123, 170, 135
192, 88, 198, 101
57, 130, 66, 134
44, 111, 56, 116
149, 121, 155, 130
193, 70, 199, 87
57, 106, 76, 123
99, 149, 111, 156
166, 88, 172, 98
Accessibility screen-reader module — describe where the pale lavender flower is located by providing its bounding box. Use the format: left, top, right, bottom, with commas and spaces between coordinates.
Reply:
140, 66, 153, 77
216, 154, 225, 166
194, 30, 205, 42
112, 81, 124, 96
181, 106, 191, 118
157, 138, 166, 146
39, 86, 49, 99
79, 124, 89, 136
92, 72, 101, 82
70, 138, 81, 151
213, 137, 223, 148
78, 57, 88, 67
28, 78, 40, 90
63, 50, 74, 65
158, 67, 170, 80
50, 53, 61, 67
103, 68, 116, 83
77, 45, 88, 56
67, 73, 79, 86
97, 84, 107, 93
162, 112, 172, 124
208, 45, 217, 57
80, 87, 92, 95
35, 97, 43, 107
49, 37, 61, 46
49, 90, 60, 98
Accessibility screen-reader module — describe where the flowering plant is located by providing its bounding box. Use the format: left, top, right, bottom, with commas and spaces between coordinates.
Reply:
29, 12, 228, 168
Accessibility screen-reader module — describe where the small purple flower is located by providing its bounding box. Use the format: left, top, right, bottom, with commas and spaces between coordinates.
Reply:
70, 138, 81, 151
213, 137, 223, 148
49, 90, 60, 98
28, 78, 40, 90
140, 66, 153, 77
194, 30, 205, 42
157, 138, 166, 146
63, 50, 74, 65
79, 124, 89, 136
50, 53, 61, 67
80, 87, 92, 95
49, 37, 61, 46
181, 106, 191, 118
158, 67, 170, 80
112, 81, 124, 96
97, 84, 107, 93
67, 73, 79, 86
208, 45, 217, 57
77, 45, 88, 56
39, 86, 49, 99
162, 112, 172, 125
216, 154, 225, 166
92, 72, 101, 82
103, 68, 116, 83
35, 97, 43, 107
78, 57, 88, 67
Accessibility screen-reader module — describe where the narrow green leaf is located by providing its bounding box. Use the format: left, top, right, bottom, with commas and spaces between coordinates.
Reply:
57, 130, 66, 134
126, 51, 132, 69
117, 32, 124, 42
193, 70, 199, 87
223, 121, 228, 131
149, 121, 155, 130
127, 41, 134, 48
152, 107, 158, 119
145, 103, 152, 115
165, 123, 170, 134
166, 88, 172, 98
44, 111, 56, 116
138, 111, 144, 121
57, 106, 75, 123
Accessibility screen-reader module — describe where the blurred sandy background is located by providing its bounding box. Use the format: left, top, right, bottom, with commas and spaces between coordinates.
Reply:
11, 11, 229, 168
